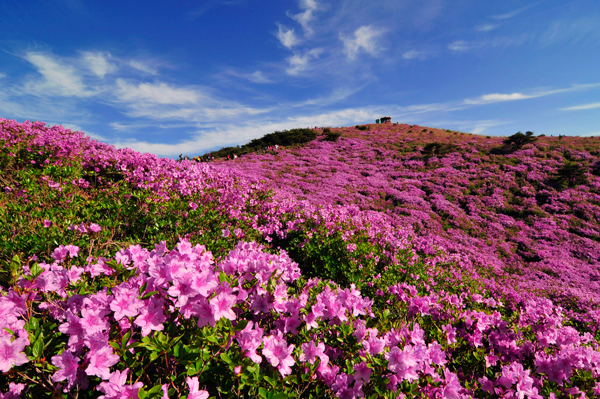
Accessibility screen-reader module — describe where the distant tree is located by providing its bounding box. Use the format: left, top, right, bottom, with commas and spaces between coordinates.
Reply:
323, 131, 342, 142
555, 160, 589, 188
421, 142, 458, 159
503, 131, 537, 149
204, 128, 317, 159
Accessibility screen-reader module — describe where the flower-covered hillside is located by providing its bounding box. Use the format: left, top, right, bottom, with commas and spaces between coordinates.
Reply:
1, 118, 600, 399
223, 124, 600, 327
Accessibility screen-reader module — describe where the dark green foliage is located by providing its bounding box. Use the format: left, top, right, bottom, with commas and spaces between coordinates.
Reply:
322, 127, 331, 133
323, 131, 341, 142
355, 125, 368, 131
491, 131, 537, 154
554, 160, 590, 189
503, 131, 537, 148
421, 142, 458, 158
204, 128, 317, 159
592, 160, 600, 177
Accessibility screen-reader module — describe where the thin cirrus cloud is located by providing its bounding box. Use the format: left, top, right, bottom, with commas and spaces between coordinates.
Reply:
341, 26, 385, 60
475, 24, 500, 32
561, 102, 600, 111
448, 41, 470, 52
402, 50, 429, 60
464, 83, 600, 105
491, 4, 537, 20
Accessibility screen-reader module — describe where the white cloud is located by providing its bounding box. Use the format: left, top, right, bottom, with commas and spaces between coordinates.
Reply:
291, 0, 319, 36
81, 51, 116, 78
561, 102, 600, 111
448, 41, 470, 52
465, 92, 531, 104
492, 4, 536, 20
224, 69, 273, 83
23, 52, 95, 97
476, 24, 499, 32
464, 83, 600, 105
286, 48, 323, 75
0, 71, 6, 79
116, 79, 200, 105
402, 50, 427, 60
341, 26, 384, 60
247, 71, 272, 84
276, 25, 300, 48
127, 60, 159, 75
114, 78, 270, 122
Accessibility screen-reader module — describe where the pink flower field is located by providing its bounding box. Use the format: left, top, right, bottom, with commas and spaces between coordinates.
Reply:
1, 119, 600, 398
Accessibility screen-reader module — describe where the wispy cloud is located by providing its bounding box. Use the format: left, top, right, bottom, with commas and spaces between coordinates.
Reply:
286, 48, 323, 75
561, 102, 600, 111
540, 17, 600, 46
126, 59, 159, 75
492, 4, 537, 20
475, 24, 499, 32
116, 79, 200, 105
22, 52, 96, 97
291, 0, 320, 37
464, 83, 600, 105
448, 41, 470, 52
402, 50, 429, 60
341, 25, 385, 60
276, 24, 300, 49
81, 51, 117, 78
0, 71, 6, 79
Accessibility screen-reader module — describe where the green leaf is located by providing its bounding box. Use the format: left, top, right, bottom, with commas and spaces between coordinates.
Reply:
220, 352, 232, 364
121, 331, 132, 349
139, 282, 148, 297
141, 291, 158, 300
234, 320, 249, 331
263, 375, 276, 388
31, 336, 44, 359
10, 255, 21, 277
258, 388, 268, 399
109, 341, 121, 351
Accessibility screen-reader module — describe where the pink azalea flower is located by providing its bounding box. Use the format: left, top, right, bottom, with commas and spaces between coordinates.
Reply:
85, 346, 120, 380
186, 377, 209, 399
353, 361, 372, 383
51, 351, 80, 389
210, 292, 237, 321
134, 297, 167, 336
235, 321, 263, 363
262, 333, 295, 377
97, 368, 143, 399
299, 341, 329, 365
0, 335, 29, 372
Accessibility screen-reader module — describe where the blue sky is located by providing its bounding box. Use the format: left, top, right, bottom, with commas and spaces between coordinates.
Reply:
0, 0, 599, 156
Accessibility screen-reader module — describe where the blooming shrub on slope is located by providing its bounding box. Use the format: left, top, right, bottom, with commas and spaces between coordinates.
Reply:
2, 238, 600, 398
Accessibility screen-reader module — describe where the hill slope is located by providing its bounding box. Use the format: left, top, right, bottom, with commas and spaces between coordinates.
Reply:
1, 118, 600, 399
222, 124, 600, 327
